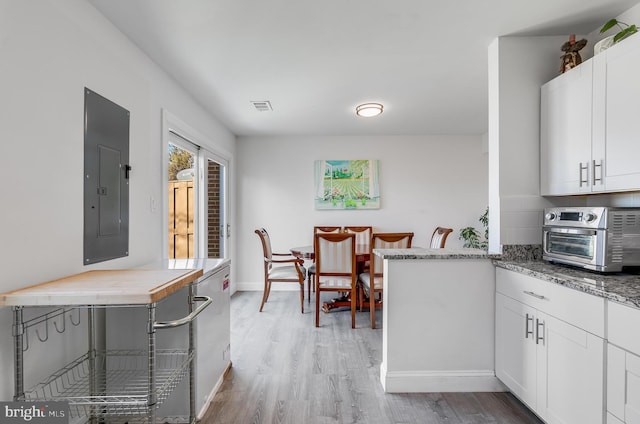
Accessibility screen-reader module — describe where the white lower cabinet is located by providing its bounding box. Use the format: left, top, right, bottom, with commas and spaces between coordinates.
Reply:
539, 312, 605, 424
496, 293, 537, 408
496, 268, 605, 424
607, 344, 640, 424
607, 301, 640, 424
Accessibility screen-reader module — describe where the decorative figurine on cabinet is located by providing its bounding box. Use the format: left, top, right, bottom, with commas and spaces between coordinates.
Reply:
560, 34, 587, 73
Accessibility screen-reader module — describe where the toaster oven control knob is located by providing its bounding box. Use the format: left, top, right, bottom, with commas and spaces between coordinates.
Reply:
584, 212, 597, 223
545, 212, 557, 221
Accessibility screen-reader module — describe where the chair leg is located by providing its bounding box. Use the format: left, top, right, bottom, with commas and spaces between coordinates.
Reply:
370, 290, 376, 329
259, 280, 271, 312
299, 282, 304, 313
351, 286, 356, 329
315, 278, 320, 327
307, 272, 312, 304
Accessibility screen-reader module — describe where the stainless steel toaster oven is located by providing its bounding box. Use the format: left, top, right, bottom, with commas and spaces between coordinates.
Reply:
542, 207, 640, 272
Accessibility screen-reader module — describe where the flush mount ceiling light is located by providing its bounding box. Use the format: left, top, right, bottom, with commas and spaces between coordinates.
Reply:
356, 102, 383, 118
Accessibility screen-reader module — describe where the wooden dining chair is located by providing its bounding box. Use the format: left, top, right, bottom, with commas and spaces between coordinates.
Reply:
307, 226, 342, 303
430, 227, 453, 248
358, 232, 413, 329
344, 226, 373, 272
343, 226, 373, 246
314, 232, 357, 328
255, 228, 306, 313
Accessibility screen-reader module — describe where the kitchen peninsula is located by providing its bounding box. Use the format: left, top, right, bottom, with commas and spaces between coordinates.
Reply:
375, 248, 502, 393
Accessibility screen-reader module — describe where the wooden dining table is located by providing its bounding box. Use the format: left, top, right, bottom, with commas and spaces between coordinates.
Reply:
290, 244, 370, 313
290, 244, 370, 263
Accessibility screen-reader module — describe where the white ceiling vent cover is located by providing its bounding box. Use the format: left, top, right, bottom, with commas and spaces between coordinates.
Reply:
251, 101, 273, 112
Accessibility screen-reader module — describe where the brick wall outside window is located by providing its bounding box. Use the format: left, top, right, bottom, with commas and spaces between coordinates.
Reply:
208, 161, 221, 257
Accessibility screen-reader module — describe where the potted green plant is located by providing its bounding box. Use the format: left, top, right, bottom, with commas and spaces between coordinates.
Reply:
459, 207, 489, 249
600, 18, 638, 43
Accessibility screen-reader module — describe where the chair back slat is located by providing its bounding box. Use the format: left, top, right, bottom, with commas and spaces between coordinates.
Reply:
255, 228, 273, 260
430, 227, 453, 249
344, 226, 372, 246
316, 234, 354, 274
314, 226, 342, 234
371, 232, 413, 274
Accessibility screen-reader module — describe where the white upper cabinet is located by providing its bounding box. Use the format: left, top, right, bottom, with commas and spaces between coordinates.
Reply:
593, 33, 640, 192
541, 61, 593, 195
541, 34, 640, 196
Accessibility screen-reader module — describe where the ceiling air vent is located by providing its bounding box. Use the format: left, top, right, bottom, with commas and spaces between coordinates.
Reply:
251, 101, 273, 112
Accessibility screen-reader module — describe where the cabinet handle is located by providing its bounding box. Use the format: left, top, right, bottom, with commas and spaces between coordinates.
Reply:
536, 318, 545, 345
593, 160, 603, 185
523, 290, 545, 300
579, 162, 589, 187
525, 313, 534, 339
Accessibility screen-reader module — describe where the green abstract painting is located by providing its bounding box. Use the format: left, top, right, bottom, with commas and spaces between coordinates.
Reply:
314, 160, 380, 210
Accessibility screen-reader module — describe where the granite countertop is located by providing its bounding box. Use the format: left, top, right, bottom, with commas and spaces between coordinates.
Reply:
495, 260, 640, 310
374, 247, 499, 260
373, 243, 640, 310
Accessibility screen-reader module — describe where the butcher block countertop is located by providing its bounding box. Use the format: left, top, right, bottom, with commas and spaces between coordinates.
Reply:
0, 268, 203, 306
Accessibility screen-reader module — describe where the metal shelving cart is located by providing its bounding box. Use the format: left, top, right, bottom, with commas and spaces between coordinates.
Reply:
3, 268, 208, 424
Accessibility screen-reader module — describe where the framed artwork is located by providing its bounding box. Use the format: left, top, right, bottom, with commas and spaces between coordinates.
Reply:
314, 159, 380, 210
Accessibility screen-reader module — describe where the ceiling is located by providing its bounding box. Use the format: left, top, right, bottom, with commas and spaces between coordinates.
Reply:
89, 0, 638, 137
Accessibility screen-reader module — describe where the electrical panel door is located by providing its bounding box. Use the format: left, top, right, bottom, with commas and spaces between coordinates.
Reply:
83, 88, 130, 265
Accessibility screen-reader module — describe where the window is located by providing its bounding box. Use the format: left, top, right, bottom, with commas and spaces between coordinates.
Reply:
163, 111, 229, 259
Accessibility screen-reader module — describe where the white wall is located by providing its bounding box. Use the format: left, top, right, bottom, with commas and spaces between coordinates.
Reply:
489, 36, 571, 249
0, 0, 235, 401
236, 135, 488, 290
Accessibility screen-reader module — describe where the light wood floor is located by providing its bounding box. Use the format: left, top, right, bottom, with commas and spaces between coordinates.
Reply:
201, 290, 543, 424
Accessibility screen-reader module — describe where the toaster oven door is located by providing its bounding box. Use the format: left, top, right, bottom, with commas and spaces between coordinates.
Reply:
543, 226, 603, 269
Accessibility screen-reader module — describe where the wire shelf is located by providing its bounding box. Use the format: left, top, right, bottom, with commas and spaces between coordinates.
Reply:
83, 416, 191, 424
21, 349, 192, 418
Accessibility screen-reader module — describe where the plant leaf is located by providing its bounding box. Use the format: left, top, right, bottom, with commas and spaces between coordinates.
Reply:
614, 27, 636, 43
601, 18, 619, 33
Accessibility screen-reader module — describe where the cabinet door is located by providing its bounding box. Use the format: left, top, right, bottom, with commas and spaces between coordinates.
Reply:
537, 312, 604, 424
593, 34, 640, 192
495, 293, 537, 410
627, 352, 640, 424
540, 61, 593, 195
609, 344, 627, 421
608, 343, 640, 424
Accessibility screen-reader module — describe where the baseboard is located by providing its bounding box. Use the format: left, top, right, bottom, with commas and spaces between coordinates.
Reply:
380, 364, 507, 393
